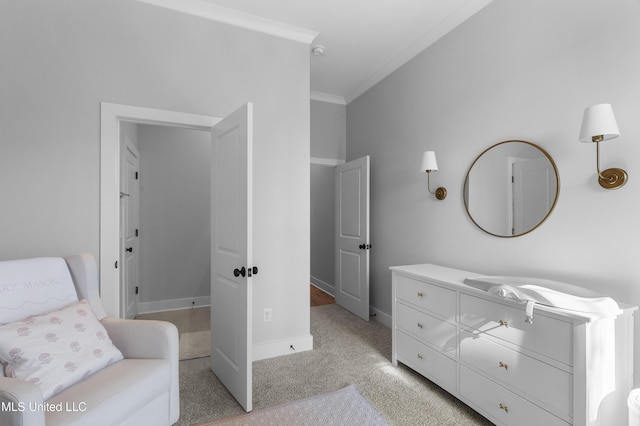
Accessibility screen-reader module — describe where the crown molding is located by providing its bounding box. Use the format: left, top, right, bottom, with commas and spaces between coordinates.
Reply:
345, 0, 494, 104
311, 157, 345, 167
310, 91, 347, 105
137, 0, 319, 45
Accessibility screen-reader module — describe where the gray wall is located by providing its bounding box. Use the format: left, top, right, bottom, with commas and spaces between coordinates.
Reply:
347, 0, 640, 377
310, 100, 347, 294
0, 0, 310, 348
311, 100, 346, 160
137, 124, 211, 308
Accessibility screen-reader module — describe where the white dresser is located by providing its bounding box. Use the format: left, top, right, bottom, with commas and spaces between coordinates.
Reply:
390, 264, 636, 426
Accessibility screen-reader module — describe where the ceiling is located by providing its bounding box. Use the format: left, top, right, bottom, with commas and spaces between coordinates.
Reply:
140, 0, 494, 104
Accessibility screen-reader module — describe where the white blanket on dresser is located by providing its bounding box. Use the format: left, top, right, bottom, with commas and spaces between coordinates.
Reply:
464, 276, 621, 323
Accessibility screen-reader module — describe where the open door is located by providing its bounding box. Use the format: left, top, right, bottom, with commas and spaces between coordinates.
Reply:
120, 136, 139, 319
210, 103, 253, 412
335, 156, 370, 321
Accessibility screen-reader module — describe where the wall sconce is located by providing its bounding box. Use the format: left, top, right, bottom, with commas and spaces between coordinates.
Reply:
579, 103, 628, 189
420, 151, 447, 200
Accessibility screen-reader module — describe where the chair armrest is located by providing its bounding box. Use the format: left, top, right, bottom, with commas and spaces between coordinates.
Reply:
100, 318, 180, 423
100, 318, 178, 360
0, 376, 45, 426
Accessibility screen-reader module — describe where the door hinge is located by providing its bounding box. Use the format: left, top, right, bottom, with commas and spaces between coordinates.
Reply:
115, 261, 118, 269
135, 286, 139, 295
135, 171, 139, 180
512, 175, 514, 183
135, 229, 139, 237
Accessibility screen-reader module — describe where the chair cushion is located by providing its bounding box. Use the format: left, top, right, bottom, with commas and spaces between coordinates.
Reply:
0, 257, 78, 324
0, 300, 123, 399
46, 358, 171, 426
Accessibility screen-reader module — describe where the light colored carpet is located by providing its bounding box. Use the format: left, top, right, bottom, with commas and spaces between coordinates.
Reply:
180, 331, 211, 360
199, 385, 387, 426
178, 304, 492, 426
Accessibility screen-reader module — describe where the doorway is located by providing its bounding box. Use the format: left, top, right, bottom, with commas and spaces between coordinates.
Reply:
121, 123, 212, 318
100, 102, 220, 317
101, 102, 255, 412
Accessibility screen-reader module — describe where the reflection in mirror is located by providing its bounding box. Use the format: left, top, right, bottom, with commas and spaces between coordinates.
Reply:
463, 140, 559, 237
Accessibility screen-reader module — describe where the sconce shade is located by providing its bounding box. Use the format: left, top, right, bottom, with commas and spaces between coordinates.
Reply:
421, 151, 438, 172
579, 103, 620, 143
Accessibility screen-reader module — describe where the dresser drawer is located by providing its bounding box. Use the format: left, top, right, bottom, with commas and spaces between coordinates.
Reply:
459, 294, 572, 365
459, 330, 572, 417
395, 275, 456, 319
460, 366, 570, 426
396, 302, 457, 357
396, 330, 457, 393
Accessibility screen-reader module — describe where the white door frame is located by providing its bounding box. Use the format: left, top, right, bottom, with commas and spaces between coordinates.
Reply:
100, 102, 221, 317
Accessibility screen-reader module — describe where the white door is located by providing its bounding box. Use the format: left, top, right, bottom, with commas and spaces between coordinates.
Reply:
120, 137, 139, 319
335, 156, 370, 321
210, 103, 253, 412
512, 156, 556, 235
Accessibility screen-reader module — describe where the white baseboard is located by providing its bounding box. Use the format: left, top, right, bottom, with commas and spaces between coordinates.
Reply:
310, 276, 391, 328
370, 306, 391, 328
310, 276, 335, 296
253, 334, 313, 361
137, 295, 210, 314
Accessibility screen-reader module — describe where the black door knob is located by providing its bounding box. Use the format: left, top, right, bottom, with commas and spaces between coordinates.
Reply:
359, 244, 366, 249
126, 247, 133, 253
234, 267, 246, 277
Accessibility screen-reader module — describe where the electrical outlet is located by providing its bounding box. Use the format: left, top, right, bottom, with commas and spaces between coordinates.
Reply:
263, 308, 272, 323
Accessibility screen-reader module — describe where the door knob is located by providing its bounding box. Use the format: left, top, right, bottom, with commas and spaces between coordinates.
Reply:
234, 267, 246, 277
359, 244, 366, 249
126, 247, 133, 253
247, 266, 258, 277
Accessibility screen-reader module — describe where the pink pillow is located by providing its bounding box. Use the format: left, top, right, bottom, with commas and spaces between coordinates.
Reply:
0, 300, 123, 400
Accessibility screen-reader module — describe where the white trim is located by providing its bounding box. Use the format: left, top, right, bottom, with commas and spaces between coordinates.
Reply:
370, 306, 392, 328
311, 91, 346, 105
310, 157, 345, 167
310, 277, 335, 296
345, 0, 494, 104
137, 296, 211, 314
100, 102, 221, 317
136, 0, 318, 45
253, 334, 313, 361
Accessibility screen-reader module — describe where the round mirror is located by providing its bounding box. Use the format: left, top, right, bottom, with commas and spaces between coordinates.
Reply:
463, 140, 559, 237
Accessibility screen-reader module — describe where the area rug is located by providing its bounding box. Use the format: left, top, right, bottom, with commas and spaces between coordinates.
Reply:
180, 330, 210, 360
198, 385, 388, 426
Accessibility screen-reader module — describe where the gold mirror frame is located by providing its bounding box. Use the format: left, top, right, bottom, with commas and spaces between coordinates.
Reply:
463, 140, 560, 238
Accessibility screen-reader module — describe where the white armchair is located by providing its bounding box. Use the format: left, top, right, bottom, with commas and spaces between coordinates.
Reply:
0, 254, 179, 426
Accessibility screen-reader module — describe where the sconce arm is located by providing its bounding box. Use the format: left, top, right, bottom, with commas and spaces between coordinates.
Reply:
426, 171, 447, 200
594, 140, 628, 189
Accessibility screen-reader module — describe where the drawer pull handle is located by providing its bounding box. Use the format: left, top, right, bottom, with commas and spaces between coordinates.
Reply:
417, 292, 424, 298
499, 361, 509, 370
499, 320, 509, 328
417, 353, 423, 360
499, 403, 509, 413
417, 323, 424, 329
